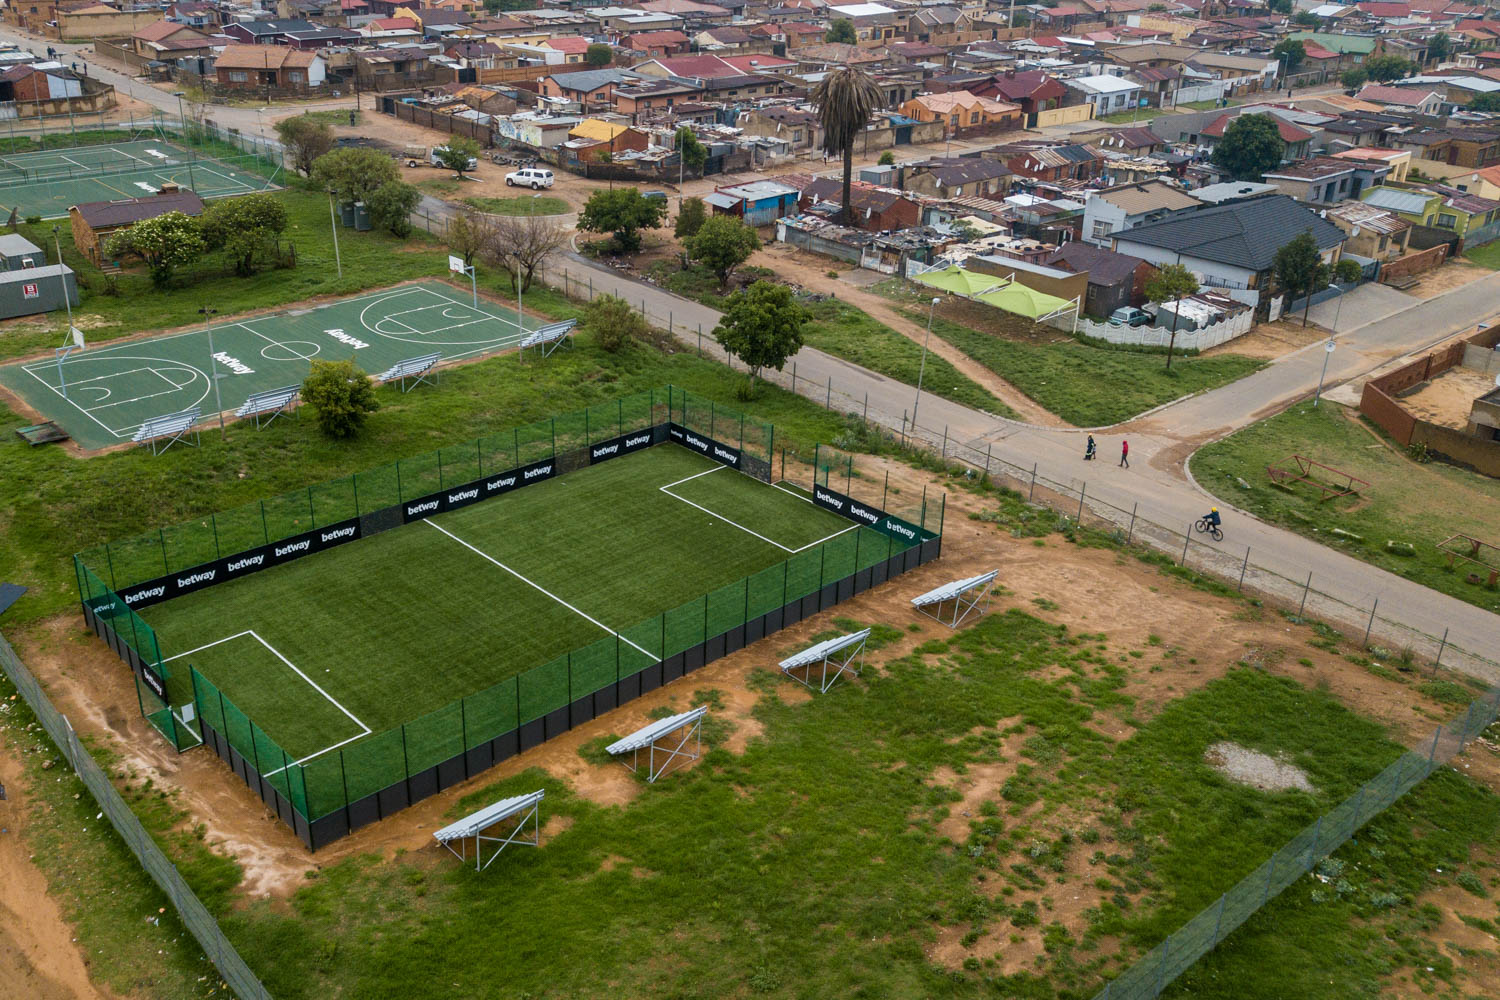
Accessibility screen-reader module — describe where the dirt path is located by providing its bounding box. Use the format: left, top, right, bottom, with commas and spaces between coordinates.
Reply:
0, 745, 117, 1000
753, 244, 1070, 426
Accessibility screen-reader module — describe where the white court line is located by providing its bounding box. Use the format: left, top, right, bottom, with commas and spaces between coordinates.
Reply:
239, 322, 321, 361
790, 523, 859, 554
165, 629, 372, 775
425, 520, 657, 660
661, 470, 863, 554
659, 466, 725, 490
772, 481, 816, 504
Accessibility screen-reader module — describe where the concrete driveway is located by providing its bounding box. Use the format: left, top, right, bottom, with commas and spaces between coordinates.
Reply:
1303, 282, 1419, 331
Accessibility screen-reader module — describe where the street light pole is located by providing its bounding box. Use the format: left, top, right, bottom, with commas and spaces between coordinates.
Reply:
173, 90, 185, 133
201, 306, 224, 438
913, 296, 940, 427
327, 189, 343, 279
1314, 338, 1336, 407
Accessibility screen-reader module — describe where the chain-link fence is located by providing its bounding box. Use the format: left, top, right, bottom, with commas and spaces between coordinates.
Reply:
0, 629, 272, 1000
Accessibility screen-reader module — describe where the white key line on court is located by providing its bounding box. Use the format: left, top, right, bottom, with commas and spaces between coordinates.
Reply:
165, 629, 371, 774
424, 519, 657, 661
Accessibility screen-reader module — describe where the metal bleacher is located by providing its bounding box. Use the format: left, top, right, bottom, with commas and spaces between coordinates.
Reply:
234, 385, 300, 430
519, 319, 577, 359
132, 407, 201, 456
375, 352, 442, 393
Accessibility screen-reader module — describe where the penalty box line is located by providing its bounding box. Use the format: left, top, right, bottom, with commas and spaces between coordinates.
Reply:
660, 467, 860, 554
164, 629, 371, 775
424, 520, 657, 661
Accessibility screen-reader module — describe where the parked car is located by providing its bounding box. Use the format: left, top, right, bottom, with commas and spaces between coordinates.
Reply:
506, 167, 554, 189
642, 190, 668, 202
1108, 306, 1152, 327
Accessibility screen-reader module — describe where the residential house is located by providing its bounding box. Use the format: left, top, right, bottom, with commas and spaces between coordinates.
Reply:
1386, 127, 1500, 169
979, 69, 1071, 126
1081, 179, 1202, 246
825, 2, 900, 45
213, 44, 325, 90
221, 19, 319, 44
1043, 241, 1158, 317
1185, 51, 1276, 94
166, 2, 219, 29
1109, 194, 1347, 315
1323, 200, 1412, 260
539, 35, 598, 63
799, 176, 921, 231
1198, 113, 1315, 163
737, 106, 821, 152
1355, 84, 1442, 115
445, 41, 509, 70
566, 118, 650, 161
539, 68, 641, 105
69, 186, 204, 266
903, 157, 1014, 199
1005, 142, 1106, 184
1330, 146, 1411, 182
129, 20, 211, 60
613, 77, 702, 115
1076, 127, 1166, 156
907, 6, 982, 46
1065, 74, 1143, 118
354, 46, 432, 89
1263, 156, 1390, 205
897, 91, 1023, 136
704, 180, 800, 225
622, 29, 690, 57
695, 25, 766, 50
637, 0, 733, 28
1363, 183, 1500, 240
53, 3, 162, 41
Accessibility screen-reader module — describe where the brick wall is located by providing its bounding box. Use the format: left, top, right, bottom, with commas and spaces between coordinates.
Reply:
1379, 243, 1448, 283
1360, 335, 1499, 473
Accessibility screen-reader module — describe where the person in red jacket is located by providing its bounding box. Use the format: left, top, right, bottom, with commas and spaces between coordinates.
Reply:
1119, 439, 1129, 468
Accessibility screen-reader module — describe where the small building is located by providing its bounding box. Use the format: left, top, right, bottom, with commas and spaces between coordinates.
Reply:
0, 233, 44, 270
1198, 112, 1315, 163
1355, 84, 1442, 115
69, 187, 205, 267
0, 264, 78, 320
565, 119, 650, 161
1262, 156, 1389, 206
904, 157, 1014, 199
897, 90, 1024, 136
1043, 241, 1157, 318
1082, 179, 1201, 246
1323, 200, 1412, 260
1065, 74, 1144, 118
213, 44, 325, 90
704, 180, 799, 226
799, 176, 920, 232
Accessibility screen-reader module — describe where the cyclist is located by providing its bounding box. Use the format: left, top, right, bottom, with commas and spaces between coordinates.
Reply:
1204, 507, 1221, 532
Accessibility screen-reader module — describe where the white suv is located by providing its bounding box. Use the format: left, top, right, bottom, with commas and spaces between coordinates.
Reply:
506, 168, 554, 189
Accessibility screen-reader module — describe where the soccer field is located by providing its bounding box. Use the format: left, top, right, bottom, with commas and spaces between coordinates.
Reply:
139, 444, 891, 817
0, 281, 539, 449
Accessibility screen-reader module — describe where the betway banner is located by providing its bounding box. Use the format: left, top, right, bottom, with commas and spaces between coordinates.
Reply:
668, 422, 740, 470
401, 457, 556, 523
115, 518, 363, 610
811, 485, 926, 546
589, 428, 655, 465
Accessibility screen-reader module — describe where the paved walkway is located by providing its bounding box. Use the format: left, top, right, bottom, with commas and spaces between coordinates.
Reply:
548, 249, 1500, 679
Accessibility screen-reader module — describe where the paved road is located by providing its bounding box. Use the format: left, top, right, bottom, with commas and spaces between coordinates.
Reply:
547, 248, 1500, 680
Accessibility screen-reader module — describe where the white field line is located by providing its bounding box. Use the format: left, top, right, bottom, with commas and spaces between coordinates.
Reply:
165, 629, 371, 775
790, 523, 860, 554
659, 466, 724, 490
660, 467, 857, 553
425, 519, 657, 661
772, 481, 816, 504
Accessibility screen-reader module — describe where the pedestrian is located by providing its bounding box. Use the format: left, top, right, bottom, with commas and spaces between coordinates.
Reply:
1119, 439, 1129, 468
1084, 434, 1096, 461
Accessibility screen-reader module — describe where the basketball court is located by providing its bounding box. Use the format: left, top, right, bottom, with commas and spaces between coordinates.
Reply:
0, 282, 541, 449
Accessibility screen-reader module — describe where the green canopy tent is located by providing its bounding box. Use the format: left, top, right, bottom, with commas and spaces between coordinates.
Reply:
912, 264, 1003, 297
974, 280, 1079, 332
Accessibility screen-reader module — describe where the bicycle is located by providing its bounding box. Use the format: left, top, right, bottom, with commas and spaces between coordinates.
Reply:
1194, 518, 1224, 542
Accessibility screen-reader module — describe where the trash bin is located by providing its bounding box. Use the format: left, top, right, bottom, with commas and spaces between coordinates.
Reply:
340, 201, 355, 227
353, 201, 371, 231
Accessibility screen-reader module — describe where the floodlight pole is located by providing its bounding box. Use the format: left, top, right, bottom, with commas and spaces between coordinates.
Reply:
202, 306, 224, 438
51, 225, 78, 398
912, 296, 940, 428
327, 190, 343, 279
173, 90, 185, 133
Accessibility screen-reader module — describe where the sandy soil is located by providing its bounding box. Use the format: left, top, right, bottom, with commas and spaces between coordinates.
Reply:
1398, 366, 1496, 430
1404, 259, 1493, 300
8, 455, 1500, 987
0, 739, 117, 1000
1201, 319, 1326, 360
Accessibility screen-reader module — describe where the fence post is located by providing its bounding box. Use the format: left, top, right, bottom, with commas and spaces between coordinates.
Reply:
1180, 524, 1191, 566
1078, 483, 1085, 522
1127, 502, 1137, 544
1434, 627, 1449, 671
1427, 726, 1441, 765
1211, 893, 1227, 945
698, 326, 702, 356
1298, 572, 1312, 616
1238, 547, 1250, 591
1303, 815, 1323, 870
825, 376, 831, 409
863, 392, 869, 423
1029, 463, 1037, 500
1362, 598, 1378, 647
1153, 936, 1171, 996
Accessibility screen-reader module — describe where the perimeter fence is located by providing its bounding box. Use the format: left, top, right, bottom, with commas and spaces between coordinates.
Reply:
0, 629, 273, 1000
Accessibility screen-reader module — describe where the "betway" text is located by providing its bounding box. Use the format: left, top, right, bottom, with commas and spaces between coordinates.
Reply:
324, 328, 369, 349
213, 352, 254, 375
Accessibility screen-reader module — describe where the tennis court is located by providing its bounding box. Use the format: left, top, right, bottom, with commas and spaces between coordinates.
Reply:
0, 282, 541, 449
0, 139, 274, 220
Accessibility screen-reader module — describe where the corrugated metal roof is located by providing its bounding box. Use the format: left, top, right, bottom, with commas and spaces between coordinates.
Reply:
1363, 187, 1432, 214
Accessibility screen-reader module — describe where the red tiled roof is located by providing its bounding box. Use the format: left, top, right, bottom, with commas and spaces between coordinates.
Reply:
1201, 113, 1315, 143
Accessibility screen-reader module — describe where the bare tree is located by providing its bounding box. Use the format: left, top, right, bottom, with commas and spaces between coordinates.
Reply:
448, 207, 498, 267
483, 215, 567, 292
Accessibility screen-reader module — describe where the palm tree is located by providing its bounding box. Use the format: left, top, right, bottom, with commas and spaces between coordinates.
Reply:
811, 66, 882, 226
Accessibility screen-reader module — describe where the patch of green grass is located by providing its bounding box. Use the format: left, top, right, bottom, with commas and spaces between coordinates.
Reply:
1193, 402, 1500, 615
1463, 239, 1500, 269
292, 109, 361, 126
909, 310, 1264, 426
463, 195, 570, 216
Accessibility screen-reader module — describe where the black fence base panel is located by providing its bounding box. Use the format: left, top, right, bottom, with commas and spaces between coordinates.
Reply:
204, 535, 943, 850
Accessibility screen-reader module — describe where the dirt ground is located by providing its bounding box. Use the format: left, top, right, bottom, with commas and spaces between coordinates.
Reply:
1202, 318, 1326, 360
1403, 259, 1493, 300
1398, 366, 1496, 430
6, 456, 1500, 993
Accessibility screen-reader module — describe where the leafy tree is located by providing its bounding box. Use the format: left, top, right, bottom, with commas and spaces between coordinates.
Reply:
1274, 230, 1330, 327
1268, 0, 1292, 12
483, 0, 532, 10
1210, 114, 1285, 181
367, 179, 421, 237
578, 187, 668, 253
812, 66, 882, 226
433, 137, 481, 180
713, 280, 809, 393
582, 294, 649, 352
1334, 257, 1363, 284
585, 42, 613, 67
1340, 67, 1368, 89
311, 146, 398, 205
1292, 10, 1320, 25
877, 150, 895, 166
687, 215, 760, 289
1274, 38, 1306, 73
825, 18, 857, 44
302, 358, 379, 439
674, 126, 707, 175
1143, 263, 1199, 370
199, 193, 288, 276
274, 116, 335, 176
1468, 92, 1500, 113
104, 211, 203, 287
1427, 31, 1452, 63
448, 206, 497, 267
1364, 54, 1415, 82
674, 196, 707, 239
